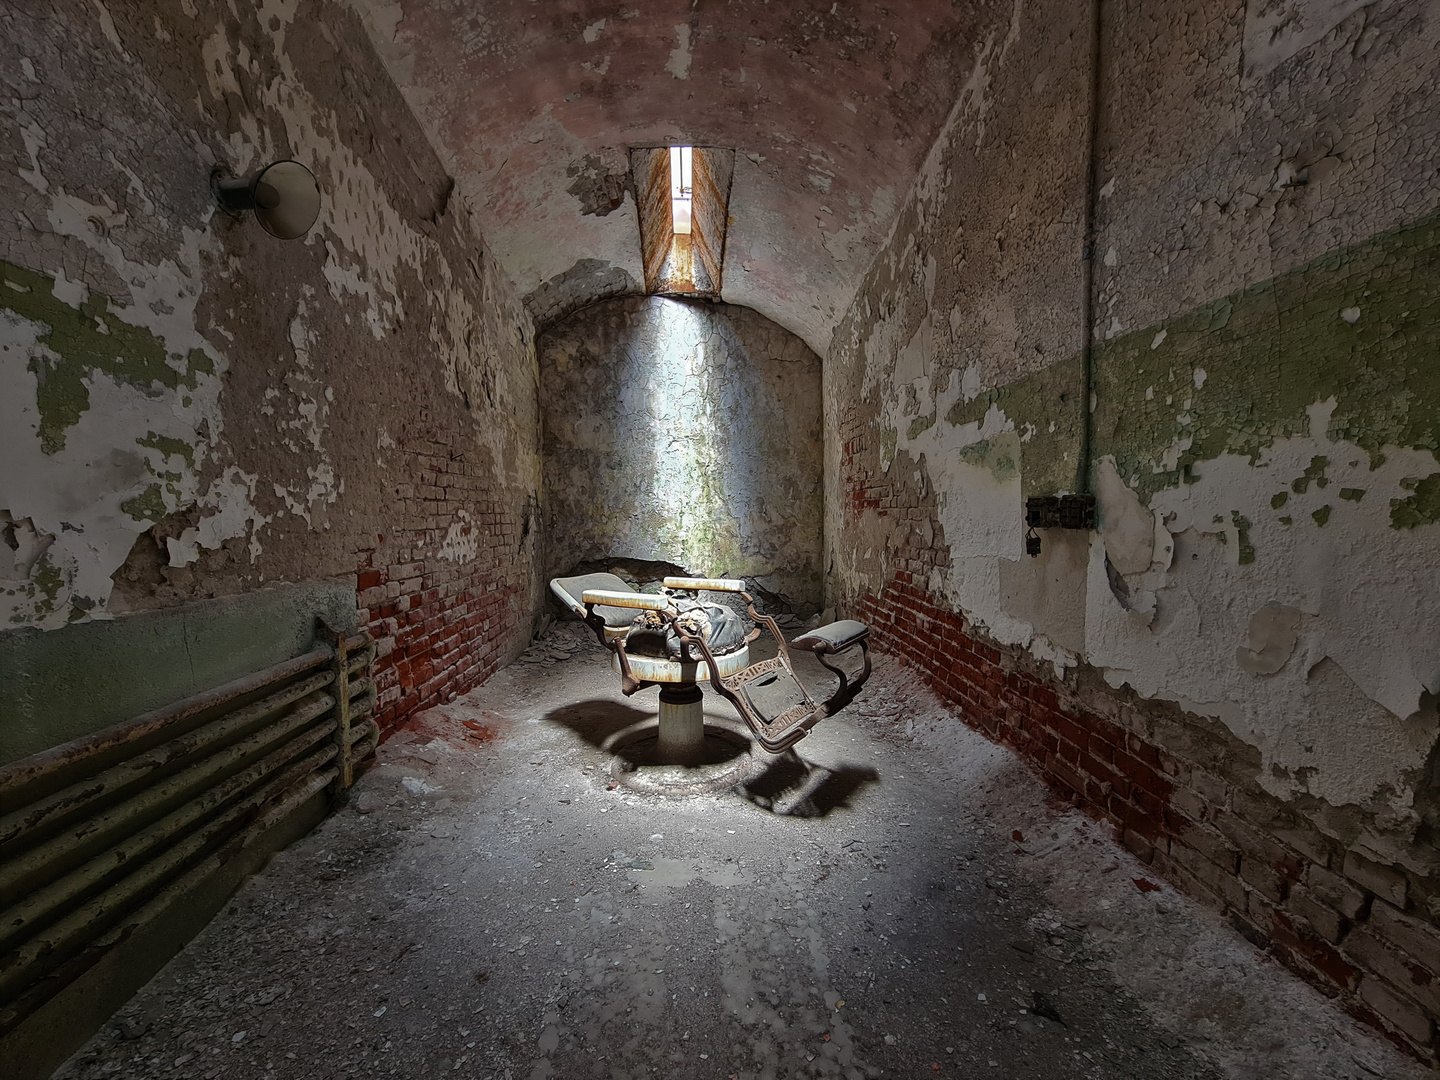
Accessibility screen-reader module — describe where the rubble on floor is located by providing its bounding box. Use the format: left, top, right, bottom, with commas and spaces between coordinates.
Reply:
53, 634, 1426, 1080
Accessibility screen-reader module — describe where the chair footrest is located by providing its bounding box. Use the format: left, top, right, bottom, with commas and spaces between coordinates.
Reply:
790, 620, 869, 653
732, 699, 824, 754
720, 659, 823, 754
747, 705, 825, 754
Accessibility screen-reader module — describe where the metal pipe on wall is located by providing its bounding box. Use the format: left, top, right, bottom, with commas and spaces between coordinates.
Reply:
0, 669, 338, 848
0, 720, 340, 953
1075, 0, 1105, 495
0, 745, 338, 1003
0, 626, 377, 1048
0, 645, 337, 804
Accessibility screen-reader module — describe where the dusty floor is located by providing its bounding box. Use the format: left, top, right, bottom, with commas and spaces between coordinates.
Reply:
56, 623, 1427, 1080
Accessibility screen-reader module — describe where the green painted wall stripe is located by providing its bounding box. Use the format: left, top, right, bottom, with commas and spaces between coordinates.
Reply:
1, 258, 214, 455
940, 209, 1440, 506
0, 583, 359, 768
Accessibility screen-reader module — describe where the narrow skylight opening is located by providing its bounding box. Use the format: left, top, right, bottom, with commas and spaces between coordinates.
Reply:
631, 144, 732, 297
670, 145, 693, 235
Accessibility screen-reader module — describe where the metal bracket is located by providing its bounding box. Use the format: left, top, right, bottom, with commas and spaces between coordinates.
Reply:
1025, 493, 1096, 530
319, 619, 353, 793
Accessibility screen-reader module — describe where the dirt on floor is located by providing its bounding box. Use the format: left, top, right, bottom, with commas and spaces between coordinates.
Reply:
54, 622, 1427, 1080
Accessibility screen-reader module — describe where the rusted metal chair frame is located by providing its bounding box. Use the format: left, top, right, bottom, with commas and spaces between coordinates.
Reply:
565, 587, 690, 698
572, 577, 871, 754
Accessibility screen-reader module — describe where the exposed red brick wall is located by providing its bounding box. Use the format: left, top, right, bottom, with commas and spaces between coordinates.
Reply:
854, 572, 1440, 1061
840, 414, 887, 518
354, 435, 535, 734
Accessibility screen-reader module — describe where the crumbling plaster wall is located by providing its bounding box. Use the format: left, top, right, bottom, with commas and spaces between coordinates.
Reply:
541, 297, 823, 611
1, 0, 542, 738
827, 0, 1440, 1050
349, 0, 998, 355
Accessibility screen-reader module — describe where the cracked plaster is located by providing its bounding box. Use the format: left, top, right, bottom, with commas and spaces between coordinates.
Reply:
540, 296, 823, 611
824, 0, 1440, 820
2, 0, 539, 629
348, 0, 1002, 352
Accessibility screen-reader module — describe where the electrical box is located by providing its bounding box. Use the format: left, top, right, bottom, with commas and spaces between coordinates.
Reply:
1024, 493, 1096, 557
1024, 494, 1095, 530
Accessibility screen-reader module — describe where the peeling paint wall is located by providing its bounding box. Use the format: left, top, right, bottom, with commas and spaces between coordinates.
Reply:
1, 0, 541, 740
826, 0, 1440, 1052
540, 297, 822, 611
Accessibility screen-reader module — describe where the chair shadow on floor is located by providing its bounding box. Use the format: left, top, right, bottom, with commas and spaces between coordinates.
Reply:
543, 698, 654, 748
542, 697, 752, 768
541, 698, 879, 816
738, 751, 880, 818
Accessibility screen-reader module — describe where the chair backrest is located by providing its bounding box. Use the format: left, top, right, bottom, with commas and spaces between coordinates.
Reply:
549, 573, 640, 628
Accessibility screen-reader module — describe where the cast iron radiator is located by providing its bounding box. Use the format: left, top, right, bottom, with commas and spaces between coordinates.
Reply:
0, 624, 377, 1045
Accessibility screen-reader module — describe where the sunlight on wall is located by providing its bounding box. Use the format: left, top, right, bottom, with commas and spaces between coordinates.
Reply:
646, 299, 736, 575
540, 295, 825, 608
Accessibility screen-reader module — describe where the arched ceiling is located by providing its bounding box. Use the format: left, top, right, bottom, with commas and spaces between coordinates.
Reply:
352, 0, 985, 354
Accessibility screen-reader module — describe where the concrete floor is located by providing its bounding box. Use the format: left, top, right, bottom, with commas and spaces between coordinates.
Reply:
56, 624, 1427, 1080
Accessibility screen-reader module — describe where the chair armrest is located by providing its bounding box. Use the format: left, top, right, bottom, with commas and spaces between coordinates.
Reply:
662, 576, 746, 592
790, 620, 869, 653
581, 589, 672, 611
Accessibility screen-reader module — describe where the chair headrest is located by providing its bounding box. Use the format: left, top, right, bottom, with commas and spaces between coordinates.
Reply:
549, 573, 643, 627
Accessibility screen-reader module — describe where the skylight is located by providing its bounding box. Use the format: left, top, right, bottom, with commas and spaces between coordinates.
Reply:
630, 145, 733, 297
670, 145, 693, 235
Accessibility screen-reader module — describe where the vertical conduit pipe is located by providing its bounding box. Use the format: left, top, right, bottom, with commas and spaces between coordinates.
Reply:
1076, 0, 1105, 494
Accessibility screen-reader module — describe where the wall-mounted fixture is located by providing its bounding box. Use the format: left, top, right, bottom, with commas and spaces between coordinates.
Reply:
213, 160, 321, 239
1024, 493, 1096, 557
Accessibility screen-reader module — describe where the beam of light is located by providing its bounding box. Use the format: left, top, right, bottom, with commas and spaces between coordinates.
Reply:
642, 297, 735, 574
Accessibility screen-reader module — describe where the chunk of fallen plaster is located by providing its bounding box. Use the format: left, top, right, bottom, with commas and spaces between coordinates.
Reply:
1095, 457, 1153, 576
1235, 602, 1302, 676
401, 775, 440, 796
0, 513, 54, 580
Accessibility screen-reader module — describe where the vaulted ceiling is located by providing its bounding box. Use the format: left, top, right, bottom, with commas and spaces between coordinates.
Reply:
353, 0, 984, 354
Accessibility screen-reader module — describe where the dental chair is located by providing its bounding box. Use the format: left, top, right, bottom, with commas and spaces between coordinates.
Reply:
548, 574, 871, 756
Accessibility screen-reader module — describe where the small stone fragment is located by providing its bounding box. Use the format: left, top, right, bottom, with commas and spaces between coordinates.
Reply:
1031, 991, 1066, 1026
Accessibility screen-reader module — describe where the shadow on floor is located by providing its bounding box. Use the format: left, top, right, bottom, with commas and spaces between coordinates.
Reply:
543, 697, 751, 768
542, 698, 878, 815
739, 750, 880, 818
542, 698, 654, 747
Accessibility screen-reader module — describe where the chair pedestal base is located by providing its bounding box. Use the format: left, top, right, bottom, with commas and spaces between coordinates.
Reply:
656, 684, 705, 761
603, 715, 759, 797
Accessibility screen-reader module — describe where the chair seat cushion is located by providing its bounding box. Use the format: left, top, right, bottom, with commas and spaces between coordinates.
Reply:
790, 619, 869, 653
625, 599, 748, 660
